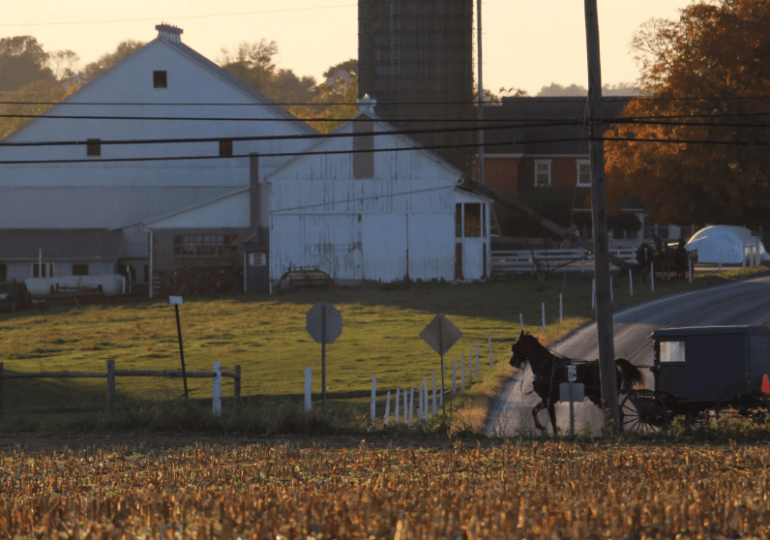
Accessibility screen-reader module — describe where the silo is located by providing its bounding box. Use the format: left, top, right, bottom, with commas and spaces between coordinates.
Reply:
358, 0, 474, 173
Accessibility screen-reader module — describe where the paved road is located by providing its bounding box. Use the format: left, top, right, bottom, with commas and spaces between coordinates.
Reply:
484, 275, 770, 436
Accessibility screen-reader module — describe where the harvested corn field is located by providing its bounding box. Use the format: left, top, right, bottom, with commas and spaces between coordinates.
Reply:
1, 440, 770, 539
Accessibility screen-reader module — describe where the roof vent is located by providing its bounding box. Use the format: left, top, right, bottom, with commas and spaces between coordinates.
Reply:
155, 23, 183, 43
358, 94, 377, 115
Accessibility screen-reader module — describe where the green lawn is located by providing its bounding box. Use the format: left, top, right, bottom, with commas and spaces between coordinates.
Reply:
0, 265, 766, 423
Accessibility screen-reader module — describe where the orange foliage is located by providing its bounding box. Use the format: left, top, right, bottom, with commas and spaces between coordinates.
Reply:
605, 0, 770, 230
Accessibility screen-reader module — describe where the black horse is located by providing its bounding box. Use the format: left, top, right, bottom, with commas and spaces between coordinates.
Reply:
510, 330, 645, 433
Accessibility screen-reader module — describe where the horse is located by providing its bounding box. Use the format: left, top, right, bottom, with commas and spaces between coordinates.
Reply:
510, 330, 645, 433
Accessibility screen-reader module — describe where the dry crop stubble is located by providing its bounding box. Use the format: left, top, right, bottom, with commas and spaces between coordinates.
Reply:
1, 440, 770, 538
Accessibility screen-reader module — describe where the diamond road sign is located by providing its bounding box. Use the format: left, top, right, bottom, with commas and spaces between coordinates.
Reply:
420, 313, 462, 356
306, 303, 343, 345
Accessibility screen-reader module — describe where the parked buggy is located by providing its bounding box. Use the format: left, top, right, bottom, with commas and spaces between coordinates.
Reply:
621, 326, 770, 431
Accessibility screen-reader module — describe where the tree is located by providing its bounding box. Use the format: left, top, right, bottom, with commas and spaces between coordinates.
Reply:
605, 0, 770, 231
220, 40, 279, 94
0, 36, 55, 94
534, 82, 641, 97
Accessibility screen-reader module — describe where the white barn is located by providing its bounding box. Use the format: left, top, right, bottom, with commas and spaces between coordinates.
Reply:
0, 24, 317, 292
264, 99, 492, 287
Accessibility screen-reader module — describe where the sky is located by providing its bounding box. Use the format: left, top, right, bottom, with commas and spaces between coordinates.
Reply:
3, 0, 695, 97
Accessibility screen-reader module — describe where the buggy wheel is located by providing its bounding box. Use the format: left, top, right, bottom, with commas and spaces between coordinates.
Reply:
620, 390, 669, 432
716, 383, 769, 423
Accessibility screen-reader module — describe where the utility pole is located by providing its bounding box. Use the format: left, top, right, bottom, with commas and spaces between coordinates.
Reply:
477, 0, 485, 185
584, 0, 620, 428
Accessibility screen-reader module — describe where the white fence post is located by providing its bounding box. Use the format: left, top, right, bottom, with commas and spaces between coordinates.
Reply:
488, 333, 493, 367
629, 269, 633, 296
395, 388, 400, 423
432, 371, 437, 417
651, 263, 655, 291
475, 342, 479, 378
418, 383, 423, 422
461, 354, 465, 391
409, 388, 414, 425
384, 391, 391, 426
212, 362, 222, 417
559, 294, 563, 322
304, 367, 312, 413
452, 357, 457, 394
370, 375, 377, 428
423, 375, 429, 420
468, 346, 473, 384
591, 279, 595, 309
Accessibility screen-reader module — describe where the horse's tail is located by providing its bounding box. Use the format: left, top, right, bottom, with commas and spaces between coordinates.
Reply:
615, 357, 645, 390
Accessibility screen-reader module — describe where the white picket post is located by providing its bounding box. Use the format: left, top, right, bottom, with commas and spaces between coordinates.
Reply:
475, 341, 479, 379
468, 345, 473, 384
452, 357, 457, 394
404, 389, 409, 424
461, 354, 465, 391
591, 278, 595, 309
432, 371, 437, 417
423, 375, 429, 420
409, 388, 414, 425
629, 269, 633, 296
651, 263, 655, 291
418, 383, 423, 422
395, 388, 400, 423
212, 362, 222, 417
384, 391, 391, 426
559, 293, 563, 322
304, 366, 312, 413
520, 313, 524, 331
370, 375, 377, 428
488, 333, 493, 367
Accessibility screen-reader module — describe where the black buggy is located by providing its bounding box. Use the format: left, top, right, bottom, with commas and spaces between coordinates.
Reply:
621, 326, 770, 431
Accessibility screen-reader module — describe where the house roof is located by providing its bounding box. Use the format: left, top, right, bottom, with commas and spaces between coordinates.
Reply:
482, 96, 632, 155
0, 230, 122, 261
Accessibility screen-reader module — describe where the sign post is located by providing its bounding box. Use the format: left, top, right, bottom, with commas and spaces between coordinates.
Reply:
169, 296, 188, 399
306, 303, 343, 413
559, 365, 585, 437
420, 313, 462, 414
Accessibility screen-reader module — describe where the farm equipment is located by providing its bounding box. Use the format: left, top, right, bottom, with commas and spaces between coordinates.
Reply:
620, 326, 770, 431
0, 282, 33, 313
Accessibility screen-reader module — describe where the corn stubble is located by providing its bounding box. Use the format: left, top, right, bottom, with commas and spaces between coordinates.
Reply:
1, 441, 769, 539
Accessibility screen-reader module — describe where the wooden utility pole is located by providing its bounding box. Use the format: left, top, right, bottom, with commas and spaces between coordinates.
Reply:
584, 0, 620, 427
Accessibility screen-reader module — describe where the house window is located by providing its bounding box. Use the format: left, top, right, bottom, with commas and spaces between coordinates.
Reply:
86, 139, 101, 157
173, 234, 238, 257
32, 263, 54, 278
0, 263, 6, 282
153, 70, 168, 88
219, 139, 233, 157
72, 264, 89, 276
534, 160, 551, 187
577, 160, 592, 186
464, 203, 481, 237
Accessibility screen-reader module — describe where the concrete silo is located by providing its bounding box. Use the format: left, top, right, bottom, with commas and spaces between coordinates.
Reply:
358, 0, 474, 173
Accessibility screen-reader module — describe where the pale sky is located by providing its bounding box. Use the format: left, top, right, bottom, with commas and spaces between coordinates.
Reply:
3, 0, 694, 96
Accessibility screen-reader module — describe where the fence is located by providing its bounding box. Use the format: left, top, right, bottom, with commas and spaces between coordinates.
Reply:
0, 360, 241, 417
491, 248, 638, 275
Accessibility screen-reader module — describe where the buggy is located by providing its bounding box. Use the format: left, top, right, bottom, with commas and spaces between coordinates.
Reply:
620, 325, 770, 431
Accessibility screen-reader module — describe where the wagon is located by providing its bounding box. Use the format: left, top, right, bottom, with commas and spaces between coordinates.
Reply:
620, 325, 770, 431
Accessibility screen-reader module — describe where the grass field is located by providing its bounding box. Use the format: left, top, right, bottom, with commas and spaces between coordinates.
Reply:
2, 439, 769, 539
0, 265, 767, 433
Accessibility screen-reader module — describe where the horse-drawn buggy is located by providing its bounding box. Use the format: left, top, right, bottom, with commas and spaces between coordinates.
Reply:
620, 325, 770, 431
510, 326, 770, 433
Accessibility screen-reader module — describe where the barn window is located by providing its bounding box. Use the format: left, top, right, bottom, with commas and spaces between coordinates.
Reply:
660, 341, 685, 363
219, 139, 233, 157
72, 264, 89, 276
32, 263, 55, 278
153, 70, 168, 88
464, 204, 481, 237
86, 139, 101, 157
173, 234, 238, 257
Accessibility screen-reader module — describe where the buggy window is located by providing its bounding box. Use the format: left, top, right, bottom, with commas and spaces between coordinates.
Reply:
660, 341, 685, 363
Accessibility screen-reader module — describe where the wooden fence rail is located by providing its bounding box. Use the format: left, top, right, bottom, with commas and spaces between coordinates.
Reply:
491, 248, 638, 275
0, 360, 241, 417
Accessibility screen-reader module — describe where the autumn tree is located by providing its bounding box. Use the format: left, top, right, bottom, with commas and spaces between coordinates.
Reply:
605, 0, 770, 231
